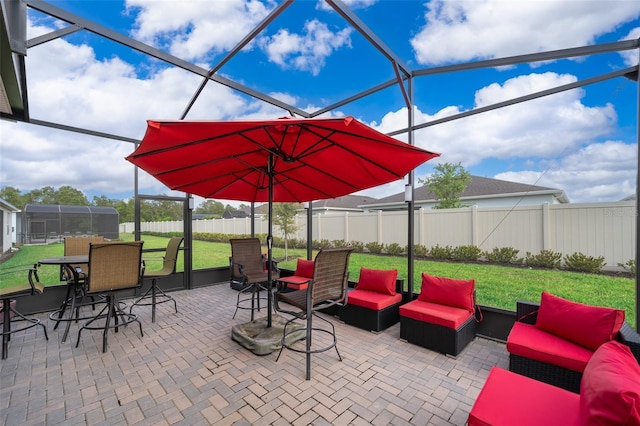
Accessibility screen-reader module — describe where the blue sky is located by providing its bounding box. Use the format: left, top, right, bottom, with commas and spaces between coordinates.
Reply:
1, 0, 639, 206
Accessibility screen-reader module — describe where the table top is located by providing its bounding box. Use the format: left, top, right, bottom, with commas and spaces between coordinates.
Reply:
38, 255, 89, 265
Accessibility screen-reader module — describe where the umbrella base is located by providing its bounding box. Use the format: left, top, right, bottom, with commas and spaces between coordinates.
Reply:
231, 314, 305, 355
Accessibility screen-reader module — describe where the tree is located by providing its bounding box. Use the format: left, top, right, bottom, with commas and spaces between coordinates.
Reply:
420, 162, 471, 209
272, 202, 299, 260
56, 185, 89, 205
195, 199, 224, 218
0, 186, 24, 208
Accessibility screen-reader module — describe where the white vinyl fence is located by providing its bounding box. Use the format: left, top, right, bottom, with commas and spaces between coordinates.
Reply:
121, 201, 636, 270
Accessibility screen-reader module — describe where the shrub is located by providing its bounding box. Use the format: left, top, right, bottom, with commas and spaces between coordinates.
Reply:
385, 242, 404, 255
348, 241, 365, 253
563, 252, 606, 274
332, 240, 348, 248
524, 250, 562, 269
314, 239, 332, 250
413, 244, 429, 258
617, 259, 636, 275
429, 244, 453, 260
365, 242, 385, 254
484, 247, 521, 265
451, 245, 482, 261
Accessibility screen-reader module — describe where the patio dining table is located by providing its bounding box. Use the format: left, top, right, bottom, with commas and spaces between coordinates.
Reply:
38, 255, 89, 343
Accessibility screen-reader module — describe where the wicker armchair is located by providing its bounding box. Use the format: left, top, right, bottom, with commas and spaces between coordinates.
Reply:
76, 241, 144, 353
275, 247, 353, 380
130, 236, 183, 322
508, 299, 640, 393
1, 265, 48, 359
229, 238, 279, 320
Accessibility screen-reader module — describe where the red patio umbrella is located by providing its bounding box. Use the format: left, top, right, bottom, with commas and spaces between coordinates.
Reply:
126, 116, 439, 326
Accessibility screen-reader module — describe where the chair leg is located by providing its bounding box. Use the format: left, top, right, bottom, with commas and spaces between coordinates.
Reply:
2, 299, 10, 359
129, 278, 178, 323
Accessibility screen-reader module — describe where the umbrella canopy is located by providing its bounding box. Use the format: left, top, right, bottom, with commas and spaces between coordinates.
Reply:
126, 116, 439, 327
126, 116, 439, 202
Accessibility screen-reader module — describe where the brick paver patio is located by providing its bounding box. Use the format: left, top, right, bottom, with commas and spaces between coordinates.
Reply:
1, 283, 508, 425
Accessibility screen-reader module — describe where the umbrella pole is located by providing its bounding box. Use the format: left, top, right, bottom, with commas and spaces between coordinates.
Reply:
267, 153, 274, 328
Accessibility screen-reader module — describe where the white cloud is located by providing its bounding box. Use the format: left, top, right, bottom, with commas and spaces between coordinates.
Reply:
411, 0, 640, 65
1, 17, 291, 198
126, 0, 273, 60
368, 72, 628, 203
620, 27, 640, 66
495, 141, 637, 202
376, 72, 616, 166
258, 19, 352, 75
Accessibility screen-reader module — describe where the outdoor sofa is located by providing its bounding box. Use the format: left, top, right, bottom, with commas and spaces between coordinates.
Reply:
506, 291, 640, 393
468, 340, 640, 426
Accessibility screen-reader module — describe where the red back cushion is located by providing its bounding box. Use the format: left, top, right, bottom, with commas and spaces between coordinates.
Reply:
295, 258, 315, 278
417, 273, 475, 313
535, 292, 625, 351
355, 267, 398, 296
580, 340, 640, 425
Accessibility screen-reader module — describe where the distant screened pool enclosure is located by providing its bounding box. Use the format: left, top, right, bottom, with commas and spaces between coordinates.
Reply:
19, 204, 119, 244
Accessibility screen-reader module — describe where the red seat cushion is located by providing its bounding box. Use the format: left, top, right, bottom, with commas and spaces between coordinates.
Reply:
417, 273, 475, 313
355, 267, 398, 296
468, 367, 580, 426
536, 291, 625, 351
506, 322, 593, 373
580, 340, 640, 425
347, 289, 402, 311
279, 275, 310, 291
295, 259, 314, 278
399, 299, 472, 329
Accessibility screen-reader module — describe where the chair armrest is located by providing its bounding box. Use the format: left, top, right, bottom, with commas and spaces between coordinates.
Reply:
516, 300, 540, 324
395, 278, 404, 294
618, 322, 640, 363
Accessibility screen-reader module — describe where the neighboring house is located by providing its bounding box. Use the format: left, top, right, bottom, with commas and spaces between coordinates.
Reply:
222, 210, 248, 219
308, 195, 378, 214
0, 198, 20, 255
363, 175, 569, 211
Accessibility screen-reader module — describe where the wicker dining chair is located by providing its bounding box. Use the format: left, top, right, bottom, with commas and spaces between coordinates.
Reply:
130, 236, 183, 322
1, 264, 48, 359
76, 241, 144, 353
275, 247, 353, 380
229, 238, 279, 320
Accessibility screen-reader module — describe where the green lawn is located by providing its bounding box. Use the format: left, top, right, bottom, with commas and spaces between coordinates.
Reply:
2, 235, 636, 327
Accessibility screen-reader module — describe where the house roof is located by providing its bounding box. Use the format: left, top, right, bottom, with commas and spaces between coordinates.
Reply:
310, 194, 378, 211
371, 175, 569, 205
0, 197, 20, 212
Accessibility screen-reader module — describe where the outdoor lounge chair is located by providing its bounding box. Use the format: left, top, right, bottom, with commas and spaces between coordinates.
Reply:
229, 238, 279, 321
506, 292, 640, 393
339, 267, 404, 332
76, 241, 144, 353
274, 247, 353, 380
130, 236, 183, 322
399, 273, 480, 357
1, 264, 48, 359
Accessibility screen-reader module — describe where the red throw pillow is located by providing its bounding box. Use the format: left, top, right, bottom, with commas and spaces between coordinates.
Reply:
417, 273, 475, 313
295, 258, 314, 278
355, 267, 398, 296
535, 292, 625, 351
580, 340, 640, 425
